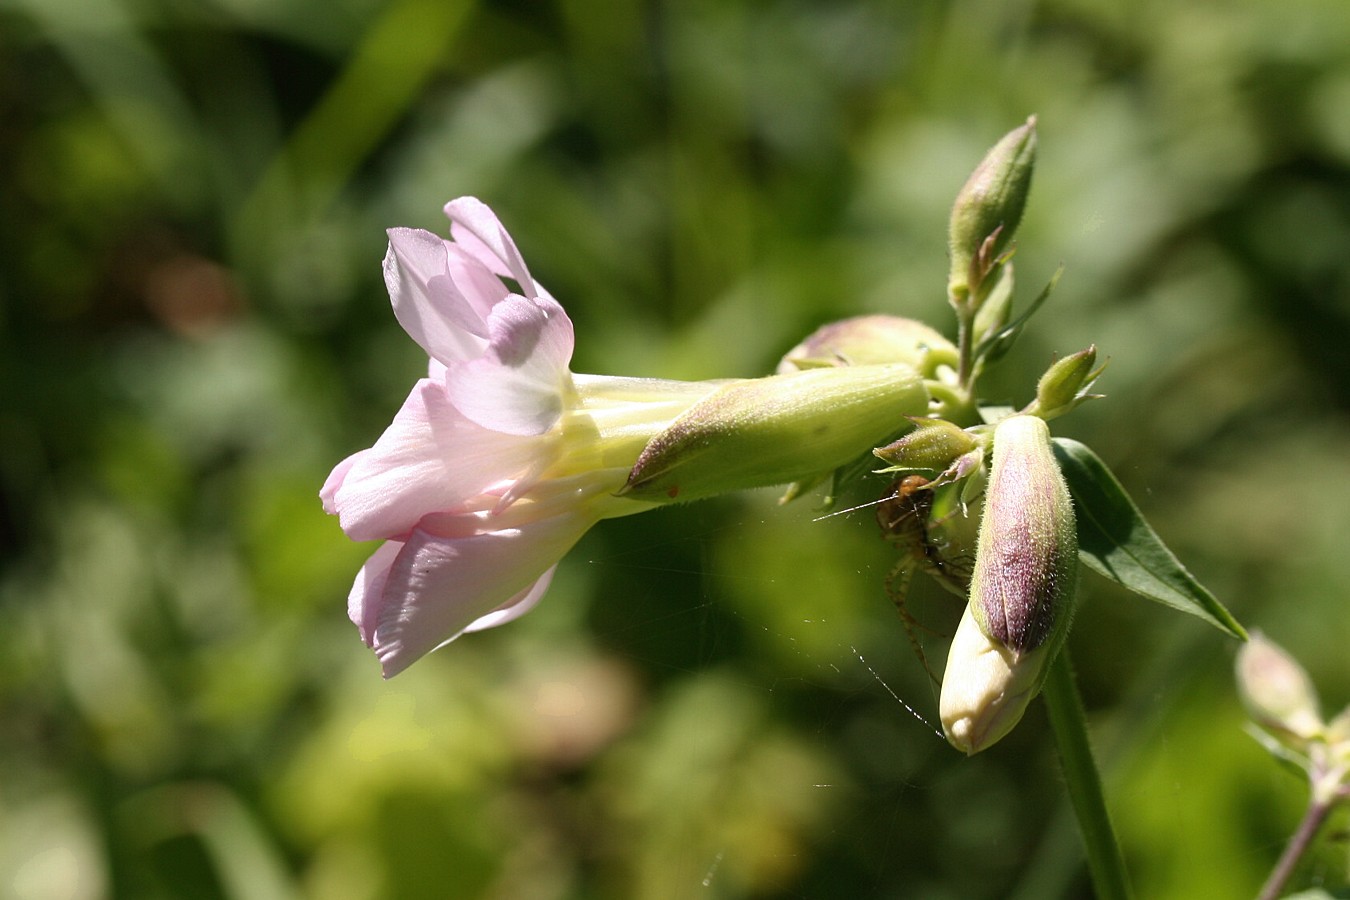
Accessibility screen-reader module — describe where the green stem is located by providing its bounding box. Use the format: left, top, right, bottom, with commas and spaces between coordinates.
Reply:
1042, 647, 1133, 900
1255, 797, 1332, 900
955, 306, 975, 391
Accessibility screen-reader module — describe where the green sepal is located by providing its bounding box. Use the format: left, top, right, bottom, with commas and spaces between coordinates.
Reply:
1051, 437, 1246, 640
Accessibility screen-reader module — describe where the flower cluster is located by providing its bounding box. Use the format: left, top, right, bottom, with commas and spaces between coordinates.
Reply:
324, 120, 1242, 773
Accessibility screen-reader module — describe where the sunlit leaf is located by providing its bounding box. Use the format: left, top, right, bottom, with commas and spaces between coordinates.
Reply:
1052, 438, 1246, 640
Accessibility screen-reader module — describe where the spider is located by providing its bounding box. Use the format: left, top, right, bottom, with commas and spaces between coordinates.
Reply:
876, 474, 978, 681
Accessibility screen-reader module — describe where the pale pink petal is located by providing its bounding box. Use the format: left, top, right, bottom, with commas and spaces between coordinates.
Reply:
348, 540, 402, 646
331, 379, 544, 541
446, 295, 575, 436
320, 451, 362, 515
443, 196, 538, 298
370, 514, 591, 677
384, 228, 488, 365
445, 245, 511, 315
463, 566, 556, 633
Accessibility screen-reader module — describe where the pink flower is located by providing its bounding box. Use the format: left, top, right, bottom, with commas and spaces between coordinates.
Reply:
323, 198, 717, 676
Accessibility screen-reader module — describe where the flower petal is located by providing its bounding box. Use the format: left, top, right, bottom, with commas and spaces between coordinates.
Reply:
320, 450, 361, 516
463, 565, 556, 633
444, 196, 537, 297
330, 378, 545, 541
445, 244, 511, 317
348, 540, 401, 646
446, 295, 575, 436
384, 228, 495, 365
370, 514, 591, 677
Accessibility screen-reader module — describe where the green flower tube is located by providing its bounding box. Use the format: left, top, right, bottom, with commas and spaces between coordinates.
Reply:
622, 363, 930, 503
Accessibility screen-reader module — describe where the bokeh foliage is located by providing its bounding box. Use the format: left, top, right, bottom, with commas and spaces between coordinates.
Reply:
3, 0, 1350, 897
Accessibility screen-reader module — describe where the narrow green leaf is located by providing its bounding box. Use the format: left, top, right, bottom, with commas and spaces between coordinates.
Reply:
1051, 438, 1246, 640
972, 264, 1063, 372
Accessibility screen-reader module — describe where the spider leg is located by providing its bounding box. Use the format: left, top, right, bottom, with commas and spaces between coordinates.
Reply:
884, 558, 942, 685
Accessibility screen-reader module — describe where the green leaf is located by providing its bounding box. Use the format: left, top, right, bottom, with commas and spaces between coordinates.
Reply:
1051, 438, 1246, 640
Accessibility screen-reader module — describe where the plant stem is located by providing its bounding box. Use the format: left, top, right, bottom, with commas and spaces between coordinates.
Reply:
1043, 647, 1132, 900
956, 313, 974, 390
1255, 798, 1332, 900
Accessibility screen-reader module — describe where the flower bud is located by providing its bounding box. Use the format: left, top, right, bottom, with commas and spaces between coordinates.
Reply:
1023, 346, 1103, 420
777, 315, 958, 379
940, 414, 1076, 754
949, 117, 1037, 306
1236, 631, 1324, 747
622, 363, 929, 503
874, 418, 979, 473
940, 601, 1050, 754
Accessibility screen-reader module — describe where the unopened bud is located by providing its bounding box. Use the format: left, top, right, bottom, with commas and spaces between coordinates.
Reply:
777, 315, 959, 379
940, 414, 1076, 753
874, 418, 978, 473
623, 364, 929, 503
1236, 631, 1324, 747
940, 601, 1049, 754
1024, 346, 1103, 420
949, 117, 1037, 306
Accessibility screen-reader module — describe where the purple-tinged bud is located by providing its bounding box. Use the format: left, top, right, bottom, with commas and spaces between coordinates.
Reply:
949, 118, 1037, 307
940, 414, 1076, 754
1236, 631, 1324, 748
777, 315, 959, 379
966, 415, 1077, 651
622, 364, 930, 504
1023, 346, 1104, 420
874, 418, 978, 473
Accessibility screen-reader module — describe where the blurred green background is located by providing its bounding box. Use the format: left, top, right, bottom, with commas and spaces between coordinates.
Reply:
3, 0, 1350, 897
